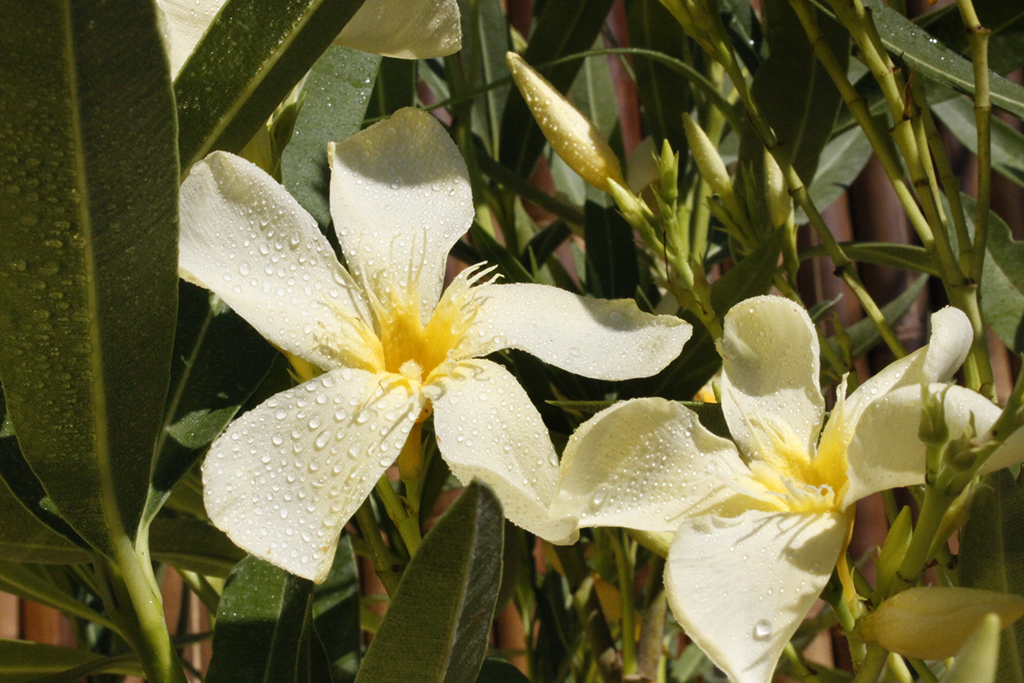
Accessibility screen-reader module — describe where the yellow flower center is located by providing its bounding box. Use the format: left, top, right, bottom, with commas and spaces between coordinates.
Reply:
731, 403, 850, 514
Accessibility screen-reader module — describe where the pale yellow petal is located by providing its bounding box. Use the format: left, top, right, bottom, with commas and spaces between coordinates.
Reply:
335, 0, 461, 59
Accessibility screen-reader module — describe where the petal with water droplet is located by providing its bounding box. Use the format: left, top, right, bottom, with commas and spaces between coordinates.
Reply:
430, 359, 578, 543
665, 510, 845, 683
202, 368, 424, 582
472, 283, 690, 380
329, 108, 473, 323
156, 0, 224, 77
334, 0, 461, 59
553, 398, 748, 530
720, 296, 824, 461
179, 152, 373, 371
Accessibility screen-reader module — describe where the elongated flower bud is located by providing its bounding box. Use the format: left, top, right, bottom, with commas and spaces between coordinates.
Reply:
506, 52, 625, 192
682, 113, 732, 201
763, 150, 791, 228
859, 587, 1024, 660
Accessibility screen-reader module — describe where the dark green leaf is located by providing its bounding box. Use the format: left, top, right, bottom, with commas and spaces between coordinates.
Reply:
0, 562, 114, 628
498, 0, 617, 177
355, 481, 504, 683
960, 195, 1024, 353
145, 281, 278, 525
149, 517, 246, 578
364, 57, 418, 122
0, 640, 144, 683
459, 0, 513, 153
0, 0, 178, 556
741, 0, 848, 187
828, 273, 929, 361
176, 0, 368, 170
931, 94, 1024, 189
799, 241, 938, 277
471, 223, 535, 283
920, 2, 1024, 75
798, 123, 874, 221
583, 202, 640, 299
627, 0, 693, 159
959, 470, 1024, 683
282, 46, 381, 228
862, 0, 1024, 119
206, 555, 320, 683
0, 474, 88, 564
312, 536, 361, 683
709, 228, 785, 317
475, 658, 531, 683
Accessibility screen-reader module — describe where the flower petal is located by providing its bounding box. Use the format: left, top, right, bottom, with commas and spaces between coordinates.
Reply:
472, 283, 690, 380
844, 384, 1002, 505
202, 369, 424, 582
719, 296, 825, 459
844, 307, 973, 424
329, 108, 474, 322
180, 151, 374, 371
335, 0, 461, 59
157, 0, 223, 77
665, 510, 846, 683
552, 398, 749, 531
429, 359, 579, 543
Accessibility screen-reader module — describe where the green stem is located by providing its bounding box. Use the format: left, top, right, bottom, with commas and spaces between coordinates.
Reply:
354, 500, 403, 595
610, 530, 637, 676
891, 484, 954, 595
783, 642, 823, 683
907, 657, 940, 683
852, 643, 890, 683
374, 476, 421, 556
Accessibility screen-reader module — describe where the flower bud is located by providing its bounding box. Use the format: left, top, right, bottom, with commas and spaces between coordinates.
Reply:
682, 113, 732, 201
858, 587, 1024, 660
919, 384, 950, 446
506, 52, 625, 193
763, 150, 791, 228
872, 506, 912, 602
940, 613, 1000, 683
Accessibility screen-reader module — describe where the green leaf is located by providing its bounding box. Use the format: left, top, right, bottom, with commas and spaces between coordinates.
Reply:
828, 273, 929, 361
741, 0, 848, 187
471, 222, 535, 283
710, 228, 785, 317
931, 94, 1024, 189
458, 0, 513, 154
959, 470, 1024, 683
799, 241, 938, 277
798, 123, 874, 221
0, 561, 115, 630
145, 282, 278, 525
176, 0, 368, 171
312, 536, 361, 683
627, 0, 693, 158
583, 202, 640, 299
364, 57, 418, 122
475, 658, 532, 683
0, 474, 88, 564
149, 517, 246, 578
0, 640, 144, 683
920, 2, 1024, 75
862, 0, 1024, 120
355, 481, 504, 683
206, 555, 327, 683
282, 46, 381, 228
498, 0, 617, 177
0, 0, 178, 557
961, 195, 1024, 353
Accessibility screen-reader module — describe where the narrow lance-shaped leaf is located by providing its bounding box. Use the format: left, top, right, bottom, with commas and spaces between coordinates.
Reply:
0, 0, 179, 556
959, 470, 1024, 683
311, 536, 361, 682
0, 640, 145, 683
206, 555, 327, 683
282, 45, 381, 229
355, 481, 505, 683
176, 0, 368, 171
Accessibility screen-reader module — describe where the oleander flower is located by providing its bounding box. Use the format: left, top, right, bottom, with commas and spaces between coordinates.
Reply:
179, 107, 690, 582
551, 295, 1024, 683
158, 0, 462, 78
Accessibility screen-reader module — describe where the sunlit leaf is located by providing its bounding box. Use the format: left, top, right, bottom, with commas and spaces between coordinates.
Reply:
0, 0, 178, 556
176, 0, 368, 171
355, 481, 504, 683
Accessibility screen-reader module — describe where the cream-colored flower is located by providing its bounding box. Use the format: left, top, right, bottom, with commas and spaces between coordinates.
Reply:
179, 107, 690, 582
552, 295, 1023, 683
158, 0, 462, 78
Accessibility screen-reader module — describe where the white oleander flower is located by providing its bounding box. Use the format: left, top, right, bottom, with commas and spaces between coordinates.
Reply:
178, 107, 690, 582
158, 0, 462, 78
552, 295, 1024, 683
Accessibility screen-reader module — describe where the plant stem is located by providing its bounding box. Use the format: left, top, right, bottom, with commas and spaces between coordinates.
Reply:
852, 643, 890, 683
354, 500, 403, 595
375, 475, 421, 555
610, 530, 637, 676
